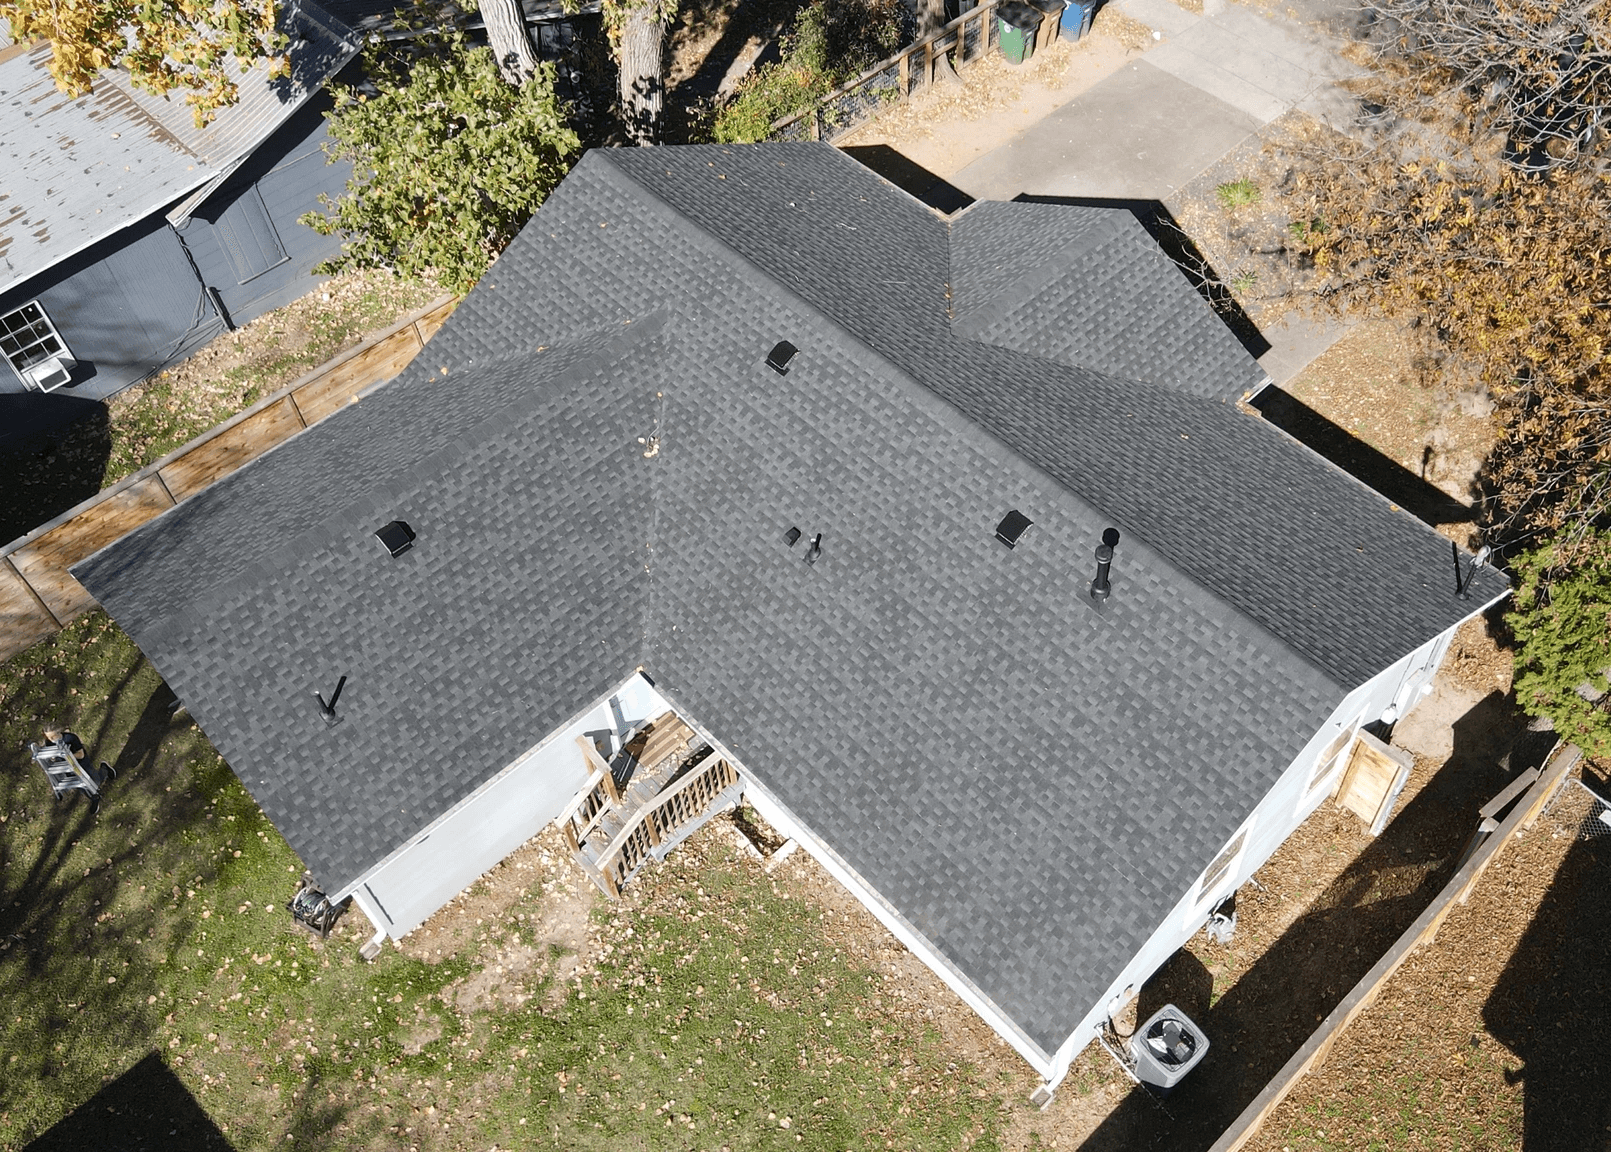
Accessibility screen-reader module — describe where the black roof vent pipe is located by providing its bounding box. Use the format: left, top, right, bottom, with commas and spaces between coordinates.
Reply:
1090, 528, 1120, 601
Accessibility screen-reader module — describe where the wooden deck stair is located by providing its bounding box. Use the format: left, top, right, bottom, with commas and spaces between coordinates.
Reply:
557, 713, 743, 898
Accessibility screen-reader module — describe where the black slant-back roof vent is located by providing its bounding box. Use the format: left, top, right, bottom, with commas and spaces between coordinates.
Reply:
766, 341, 798, 375
996, 510, 1033, 549
375, 520, 416, 558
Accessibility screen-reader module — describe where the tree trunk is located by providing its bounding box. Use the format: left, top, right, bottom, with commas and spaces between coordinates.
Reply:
619, 3, 665, 145
482, 0, 540, 85
918, 0, 960, 84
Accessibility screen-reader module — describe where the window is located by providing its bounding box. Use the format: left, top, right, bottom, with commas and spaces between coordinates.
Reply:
0, 301, 72, 390
1303, 716, 1360, 804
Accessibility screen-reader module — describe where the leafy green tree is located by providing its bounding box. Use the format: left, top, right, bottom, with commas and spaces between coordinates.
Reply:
713, 0, 907, 143
0, 0, 286, 127
1509, 530, 1611, 756
301, 31, 579, 295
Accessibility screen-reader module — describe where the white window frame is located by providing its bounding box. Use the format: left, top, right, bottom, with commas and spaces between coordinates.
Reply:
1302, 712, 1364, 806
0, 299, 73, 391
1189, 820, 1252, 922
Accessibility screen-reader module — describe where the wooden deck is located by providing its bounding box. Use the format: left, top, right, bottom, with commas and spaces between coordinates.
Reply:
559, 713, 743, 898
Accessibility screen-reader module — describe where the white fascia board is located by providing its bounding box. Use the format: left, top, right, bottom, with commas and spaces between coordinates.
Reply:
657, 692, 1059, 1080
330, 668, 661, 903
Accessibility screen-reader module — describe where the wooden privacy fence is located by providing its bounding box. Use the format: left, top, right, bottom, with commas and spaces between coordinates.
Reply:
0, 295, 458, 666
769, 0, 1004, 143
595, 749, 741, 899
1208, 740, 1581, 1152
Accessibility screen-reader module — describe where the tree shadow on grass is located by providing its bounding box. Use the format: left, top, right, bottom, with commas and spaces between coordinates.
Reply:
0, 619, 219, 1133
0, 616, 376, 1150
1077, 689, 1542, 1151
0, 392, 110, 545
23, 1050, 234, 1152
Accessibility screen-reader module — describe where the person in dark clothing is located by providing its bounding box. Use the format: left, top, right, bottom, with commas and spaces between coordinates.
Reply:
42, 725, 87, 766
41, 725, 114, 788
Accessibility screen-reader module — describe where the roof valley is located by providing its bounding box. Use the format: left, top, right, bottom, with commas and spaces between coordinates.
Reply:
598, 153, 1350, 692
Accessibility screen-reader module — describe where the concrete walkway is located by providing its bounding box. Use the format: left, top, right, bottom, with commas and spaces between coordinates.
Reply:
953, 0, 1363, 203
948, 0, 1364, 383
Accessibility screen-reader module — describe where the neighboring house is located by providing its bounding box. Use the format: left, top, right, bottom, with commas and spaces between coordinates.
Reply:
74, 143, 1510, 1092
0, 2, 361, 400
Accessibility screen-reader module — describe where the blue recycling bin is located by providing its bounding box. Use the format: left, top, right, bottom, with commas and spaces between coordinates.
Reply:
1062, 0, 1099, 39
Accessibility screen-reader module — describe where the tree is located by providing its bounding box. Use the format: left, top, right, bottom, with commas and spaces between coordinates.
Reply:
1509, 530, 1611, 756
712, 0, 907, 143
440, 0, 671, 145
0, 0, 286, 127
1283, 122, 1611, 550
479, 0, 541, 83
607, 0, 678, 145
300, 30, 579, 295
1365, 0, 1611, 171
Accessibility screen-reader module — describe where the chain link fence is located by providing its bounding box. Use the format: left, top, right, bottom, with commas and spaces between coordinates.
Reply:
1543, 775, 1611, 841
769, 0, 1002, 143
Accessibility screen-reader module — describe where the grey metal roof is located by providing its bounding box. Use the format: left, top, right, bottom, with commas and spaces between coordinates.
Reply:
0, 2, 358, 295
75, 143, 1507, 1060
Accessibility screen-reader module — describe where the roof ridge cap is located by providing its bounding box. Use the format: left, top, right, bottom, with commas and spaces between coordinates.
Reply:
591, 154, 1344, 693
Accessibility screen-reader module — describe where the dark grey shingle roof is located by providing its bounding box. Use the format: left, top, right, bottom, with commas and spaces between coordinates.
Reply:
75, 142, 1505, 1061
950, 201, 1270, 400
78, 327, 660, 882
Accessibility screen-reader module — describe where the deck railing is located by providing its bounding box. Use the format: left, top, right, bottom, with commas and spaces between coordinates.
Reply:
769, 0, 1002, 143
595, 748, 741, 898
558, 736, 620, 853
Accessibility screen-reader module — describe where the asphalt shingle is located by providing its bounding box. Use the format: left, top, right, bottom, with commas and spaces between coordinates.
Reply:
74, 142, 1507, 1063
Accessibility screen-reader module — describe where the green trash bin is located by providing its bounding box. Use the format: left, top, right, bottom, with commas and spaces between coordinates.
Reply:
997, 1, 1042, 64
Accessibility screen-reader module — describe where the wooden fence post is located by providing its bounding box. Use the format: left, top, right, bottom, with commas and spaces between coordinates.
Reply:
898, 50, 909, 98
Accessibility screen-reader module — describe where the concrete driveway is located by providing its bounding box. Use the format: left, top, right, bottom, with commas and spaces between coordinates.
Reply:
954, 0, 1363, 203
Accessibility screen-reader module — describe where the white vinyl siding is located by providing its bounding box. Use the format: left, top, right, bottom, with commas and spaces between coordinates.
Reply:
342, 674, 668, 937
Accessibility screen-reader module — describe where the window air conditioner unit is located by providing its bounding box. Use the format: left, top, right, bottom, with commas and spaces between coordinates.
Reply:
23, 356, 73, 392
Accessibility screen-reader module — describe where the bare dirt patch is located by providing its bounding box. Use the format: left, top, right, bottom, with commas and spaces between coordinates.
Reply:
397, 827, 604, 1009
1280, 320, 1495, 507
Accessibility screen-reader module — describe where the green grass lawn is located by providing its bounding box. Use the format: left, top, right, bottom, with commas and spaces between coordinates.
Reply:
0, 614, 1006, 1150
